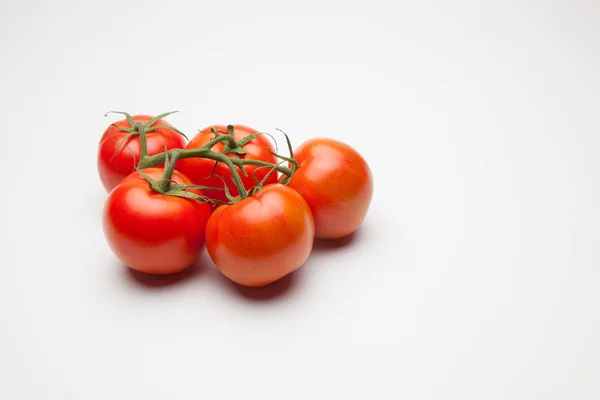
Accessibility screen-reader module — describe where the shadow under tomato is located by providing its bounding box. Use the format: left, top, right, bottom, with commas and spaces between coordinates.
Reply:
220, 270, 300, 301
124, 258, 207, 288
311, 229, 360, 253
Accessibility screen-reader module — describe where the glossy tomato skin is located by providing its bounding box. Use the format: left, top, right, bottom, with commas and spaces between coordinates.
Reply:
205, 184, 314, 287
176, 125, 278, 203
97, 115, 187, 193
103, 168, 212, 275
288, 138, 373, 239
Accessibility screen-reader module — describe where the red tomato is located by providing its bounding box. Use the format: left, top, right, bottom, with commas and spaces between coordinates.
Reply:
97, 115, 187, 192
288, 138, 373, 239
176, 125, 278, 203
102, 168, 212, 275
205, 184, 314, 287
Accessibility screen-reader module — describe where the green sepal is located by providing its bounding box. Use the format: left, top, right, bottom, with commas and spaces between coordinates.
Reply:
145, 125, 189, 141
216, 176, 238, 203
169, 184, 224, 191
105, 111, 135, 127
145, 111, 179, 127
164, 189, 212, 204
236, 133, 262, 148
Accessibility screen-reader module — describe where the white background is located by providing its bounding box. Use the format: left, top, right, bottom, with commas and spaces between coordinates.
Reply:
1, 0, 599, 398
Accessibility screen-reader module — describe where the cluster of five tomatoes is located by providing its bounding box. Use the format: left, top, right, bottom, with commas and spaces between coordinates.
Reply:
98, 114, 373, 287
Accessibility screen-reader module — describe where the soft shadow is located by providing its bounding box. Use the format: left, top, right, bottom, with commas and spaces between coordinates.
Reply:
124, 259, 206, 288
312, 229, 360, 253
222, 270, 299, 301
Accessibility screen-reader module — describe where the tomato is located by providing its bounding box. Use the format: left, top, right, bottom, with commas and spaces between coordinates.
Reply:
102, 168, 212, 275
176, 125, 278, 203
288, 138, 373, 239
205, 184, 314, 287
97, 115, 187, 192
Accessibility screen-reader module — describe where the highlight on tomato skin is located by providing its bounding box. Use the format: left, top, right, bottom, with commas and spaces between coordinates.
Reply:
176, 125, 279, 203
288, 138, 373, 239
97, 115, 187, 193
102, 168, 212, 275
205, 184, 315, 287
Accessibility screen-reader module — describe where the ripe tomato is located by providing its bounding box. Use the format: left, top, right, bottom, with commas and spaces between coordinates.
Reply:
205, 184, 314, 287
102, 168, 212, 275
176, 125, 278, 203
288, 138, 373, 239
97, 115, 187, 192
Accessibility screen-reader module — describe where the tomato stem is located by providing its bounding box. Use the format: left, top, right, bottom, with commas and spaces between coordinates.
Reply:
141, 148, 294, 178
136, 121, 149, 159
156, 150, 180, 192
221, 125, 247, 157
127, 112, 296, 202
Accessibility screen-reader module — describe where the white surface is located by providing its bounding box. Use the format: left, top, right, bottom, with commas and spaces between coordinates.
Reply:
1, 0, 599, 398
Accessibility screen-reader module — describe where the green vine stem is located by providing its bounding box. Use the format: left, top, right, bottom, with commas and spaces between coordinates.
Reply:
136, 121, 149, 159
149, 150, 180, 193
139, 147, 294, 179
116, 115, 297, 203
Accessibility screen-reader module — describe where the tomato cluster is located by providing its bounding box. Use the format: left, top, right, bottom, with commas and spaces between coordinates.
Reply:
98, 112, 373, 287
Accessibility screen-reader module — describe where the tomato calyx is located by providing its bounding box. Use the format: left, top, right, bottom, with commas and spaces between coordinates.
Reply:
138, 152, 224, 205
210, 125, 250, 157
105, 111, 188, 138
104, 110, 188, 161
